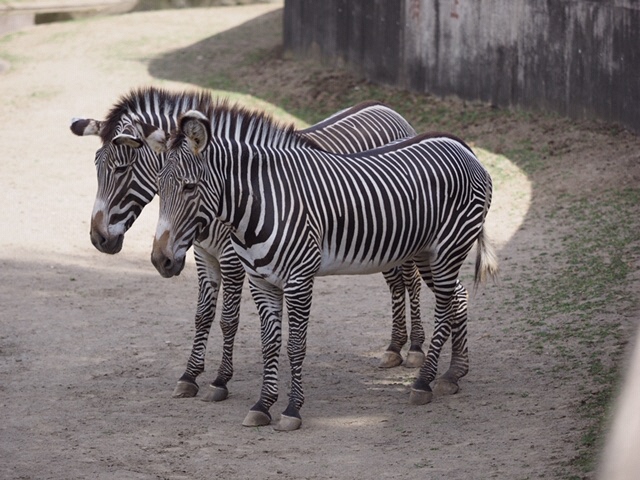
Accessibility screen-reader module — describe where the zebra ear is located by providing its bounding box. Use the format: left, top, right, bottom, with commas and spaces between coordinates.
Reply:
134, 121, 167, 153
113, 133, 144, 149
70, 117, 103, 137
179, 110, 210, 155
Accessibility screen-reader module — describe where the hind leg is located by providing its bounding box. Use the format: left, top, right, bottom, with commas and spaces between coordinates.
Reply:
403, 262, 425, 368
409, 253, 467, 405
434, 281, 469, 396
380, 266, 408, 368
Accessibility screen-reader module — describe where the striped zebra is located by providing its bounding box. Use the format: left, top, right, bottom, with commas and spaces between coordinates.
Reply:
151, 103, 499, 431
70, 87, 424, 402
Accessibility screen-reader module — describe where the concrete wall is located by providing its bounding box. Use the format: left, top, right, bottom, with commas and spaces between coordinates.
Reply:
283, 0, 640, 133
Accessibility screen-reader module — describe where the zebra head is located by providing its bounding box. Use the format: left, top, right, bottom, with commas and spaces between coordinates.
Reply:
152, 110, 214, 278
70, 116, 167, 254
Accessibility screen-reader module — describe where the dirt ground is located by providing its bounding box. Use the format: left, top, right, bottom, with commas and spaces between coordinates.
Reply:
1, 3, 639, 480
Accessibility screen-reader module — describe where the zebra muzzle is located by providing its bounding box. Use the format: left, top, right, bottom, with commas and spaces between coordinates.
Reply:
151, 244, 185, 278
90, 228, 124, 255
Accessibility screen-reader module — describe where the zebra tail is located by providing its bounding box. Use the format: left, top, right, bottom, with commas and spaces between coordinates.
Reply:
474, 226, 499, 289
474, 173, 499, 289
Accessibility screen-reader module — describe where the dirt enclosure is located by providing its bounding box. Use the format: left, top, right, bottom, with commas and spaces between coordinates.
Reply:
1, 3, 639, 480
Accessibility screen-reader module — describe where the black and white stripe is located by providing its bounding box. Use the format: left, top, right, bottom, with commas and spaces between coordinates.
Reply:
153, 102, 498, 430
71, 87, 425, 402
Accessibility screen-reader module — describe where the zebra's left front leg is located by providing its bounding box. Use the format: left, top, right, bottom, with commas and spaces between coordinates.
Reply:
434, 281, 469, 396
273, 276, 314, 431
242, 277, 284, 428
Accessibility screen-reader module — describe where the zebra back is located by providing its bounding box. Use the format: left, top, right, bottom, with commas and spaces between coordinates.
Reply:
159, 106, 492, 278
300, 101, 417, 153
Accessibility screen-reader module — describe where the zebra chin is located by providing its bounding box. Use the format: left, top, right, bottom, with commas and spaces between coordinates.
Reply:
150, 248, 186, 278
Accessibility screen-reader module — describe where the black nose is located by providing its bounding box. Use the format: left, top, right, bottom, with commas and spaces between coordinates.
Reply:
92, 230, 107, 248
163, 257, 174, 272
90, 229, 123, 254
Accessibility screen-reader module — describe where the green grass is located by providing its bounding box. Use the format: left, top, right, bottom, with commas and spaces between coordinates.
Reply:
505, 187, 639, 475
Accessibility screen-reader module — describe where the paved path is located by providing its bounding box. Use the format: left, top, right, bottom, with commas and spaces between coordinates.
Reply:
0, 0, 134, 35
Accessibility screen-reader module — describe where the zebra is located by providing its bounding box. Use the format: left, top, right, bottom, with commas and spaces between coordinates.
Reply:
70, 87, 424, 402
151, 103, 499, 431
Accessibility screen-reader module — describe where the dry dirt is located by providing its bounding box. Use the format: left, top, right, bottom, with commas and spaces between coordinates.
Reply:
1, 3, 639, 480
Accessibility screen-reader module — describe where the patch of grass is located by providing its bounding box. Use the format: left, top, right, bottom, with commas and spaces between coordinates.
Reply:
514, 188, 640, 475
505, 140, 546, 173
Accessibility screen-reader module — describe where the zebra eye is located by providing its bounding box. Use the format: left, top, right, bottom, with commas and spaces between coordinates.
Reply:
183, 182, 197, 193
114, 164, 129, 174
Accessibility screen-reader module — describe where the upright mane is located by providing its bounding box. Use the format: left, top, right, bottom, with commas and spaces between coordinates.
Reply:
100, 86, 212, 142
176, 99, 319, 151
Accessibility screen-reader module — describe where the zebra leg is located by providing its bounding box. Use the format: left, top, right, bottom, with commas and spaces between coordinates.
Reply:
173, 247, 220, 398
201, 252, 245, 402
274, 276, 314, 432
402, 262, 425, 368
409, 259, 458, 405
409, 295, 453, 405
242, 277, 284, 428
379, 266, 408, 368
434, 281, 469, 395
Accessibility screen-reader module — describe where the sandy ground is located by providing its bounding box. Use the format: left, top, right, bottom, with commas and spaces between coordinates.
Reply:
1, 4, 639, 480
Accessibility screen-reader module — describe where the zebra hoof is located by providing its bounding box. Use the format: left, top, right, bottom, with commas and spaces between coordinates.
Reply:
200, 385, 229, 402
379, 351, 403, 368
409, 388, 433, 405
404, 351, 425, 368
242, 410, 271, 427
172, 380, 199, 398
273, 415, 302, 432
434, 378, 459, 396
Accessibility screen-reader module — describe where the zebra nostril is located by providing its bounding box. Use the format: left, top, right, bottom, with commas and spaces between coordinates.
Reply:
163, 257, 174, 272
90, 228, 107, 248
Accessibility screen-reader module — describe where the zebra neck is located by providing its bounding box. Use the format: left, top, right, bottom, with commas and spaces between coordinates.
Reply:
208, 108, 311, 151
102, 87, 212, 141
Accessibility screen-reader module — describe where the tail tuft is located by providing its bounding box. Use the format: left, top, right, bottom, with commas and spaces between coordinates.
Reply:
474, 227, 499, 289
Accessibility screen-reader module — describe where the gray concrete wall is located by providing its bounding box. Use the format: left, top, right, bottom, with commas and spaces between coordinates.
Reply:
284, 0, 640, 133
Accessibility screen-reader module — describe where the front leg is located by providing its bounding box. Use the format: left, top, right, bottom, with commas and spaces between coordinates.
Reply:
201, 253, 245, 402
275, 276, 314, 431
173, 247, 221, 398
242, 277, 284, 428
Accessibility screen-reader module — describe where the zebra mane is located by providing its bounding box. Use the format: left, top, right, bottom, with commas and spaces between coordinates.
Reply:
100, 86, 212, 143
170, 98, 318, 151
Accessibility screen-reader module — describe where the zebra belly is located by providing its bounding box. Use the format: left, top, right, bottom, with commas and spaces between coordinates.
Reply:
316, 251, 413, 277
